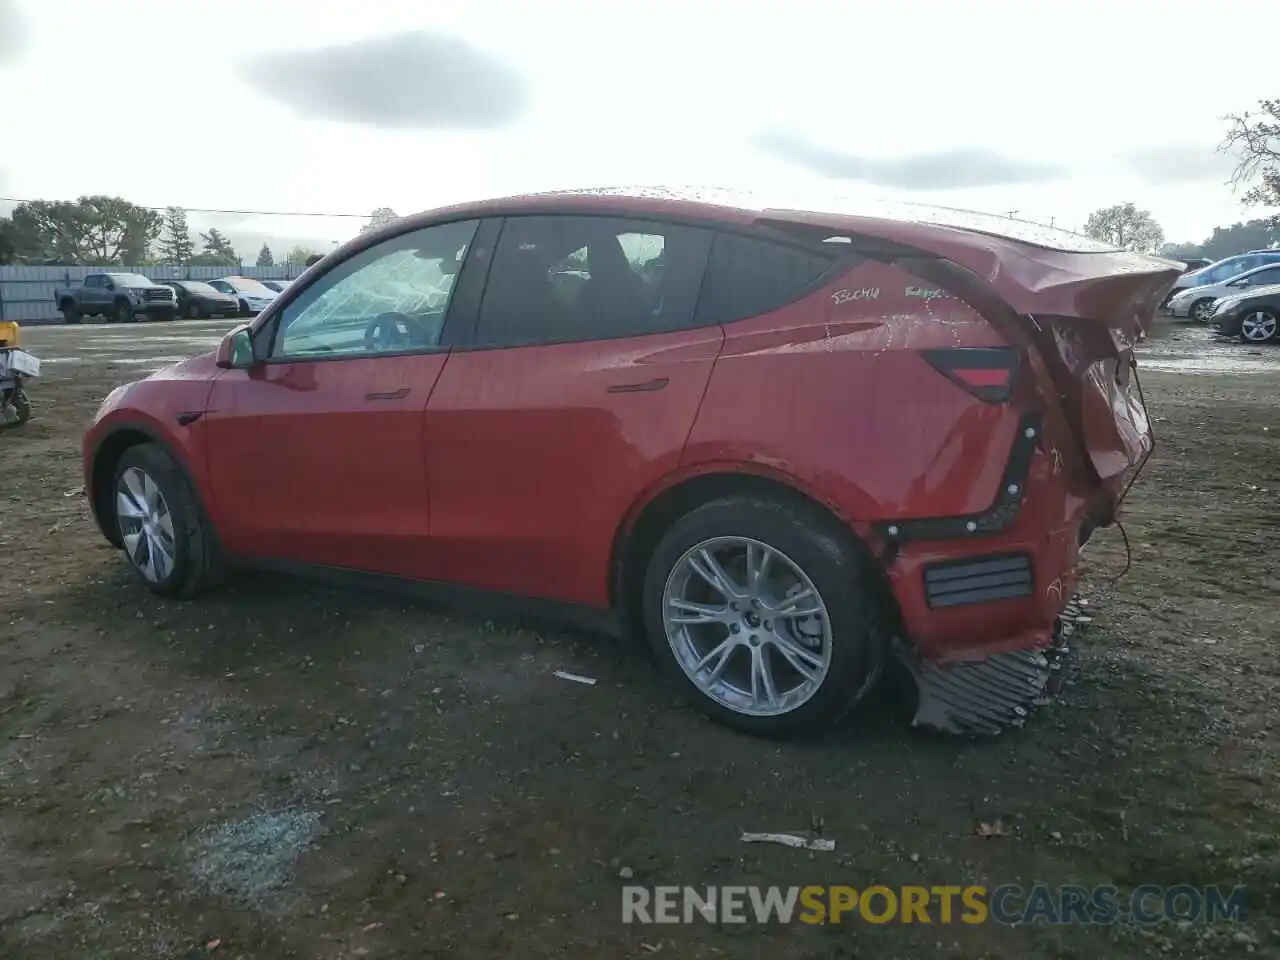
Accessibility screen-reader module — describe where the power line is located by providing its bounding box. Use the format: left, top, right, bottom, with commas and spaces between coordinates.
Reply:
0, 197, 367, 219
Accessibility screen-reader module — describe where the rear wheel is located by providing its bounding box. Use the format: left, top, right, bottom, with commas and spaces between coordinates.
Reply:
1190, 298, 1215, 323
641, 496, 886, 737
112, 443, 225, 597
1240, 308, 1279, 343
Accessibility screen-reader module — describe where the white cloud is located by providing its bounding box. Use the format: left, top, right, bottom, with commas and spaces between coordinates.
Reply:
0, 0, 1277, 249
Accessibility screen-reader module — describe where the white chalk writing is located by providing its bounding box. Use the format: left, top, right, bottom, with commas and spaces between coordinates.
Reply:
905, 285, 950, 300
830, 287, 880, 305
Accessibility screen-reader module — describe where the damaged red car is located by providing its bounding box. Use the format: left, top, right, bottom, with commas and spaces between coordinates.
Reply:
82, 188, 1179, 737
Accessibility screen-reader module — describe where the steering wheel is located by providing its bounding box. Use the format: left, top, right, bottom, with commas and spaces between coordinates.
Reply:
364, 312, 419, 352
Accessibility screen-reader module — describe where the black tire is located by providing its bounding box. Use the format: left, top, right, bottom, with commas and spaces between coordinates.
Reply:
238, 299, 251, 318
61, 304, 81, 324
641, 496, 887, 738
112, 300, 134, 324
1190, 298, 1215, 323
111, 443, 226, 598
187, 302, 204, 320
12, 389, 31, 423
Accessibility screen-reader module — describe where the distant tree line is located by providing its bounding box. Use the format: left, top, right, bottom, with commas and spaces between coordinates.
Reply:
0, 197, 397, 268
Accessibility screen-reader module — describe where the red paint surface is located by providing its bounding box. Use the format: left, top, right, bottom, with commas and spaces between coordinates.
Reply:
83, 190, 1180, 662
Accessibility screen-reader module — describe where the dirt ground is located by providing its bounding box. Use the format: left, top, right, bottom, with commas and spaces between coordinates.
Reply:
1, 319, 1277, 959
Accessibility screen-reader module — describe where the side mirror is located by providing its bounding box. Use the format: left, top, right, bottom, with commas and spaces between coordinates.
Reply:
103, 280, 114, 291
215, 324, 257, 369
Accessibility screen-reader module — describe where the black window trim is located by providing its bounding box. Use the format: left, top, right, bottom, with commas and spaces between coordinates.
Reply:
249, 215, 496, 366
450, 213, 853, 352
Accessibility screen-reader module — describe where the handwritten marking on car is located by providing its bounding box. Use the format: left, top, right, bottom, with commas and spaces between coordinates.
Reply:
830, 287, 879, 305
1045, 578, 1063, 603
905, 286, 951, 300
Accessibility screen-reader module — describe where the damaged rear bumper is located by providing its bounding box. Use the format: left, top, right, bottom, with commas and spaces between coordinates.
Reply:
895, 596, 1091, 736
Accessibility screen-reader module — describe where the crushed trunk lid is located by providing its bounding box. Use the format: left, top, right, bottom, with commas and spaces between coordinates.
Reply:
758, 205, 1181, 510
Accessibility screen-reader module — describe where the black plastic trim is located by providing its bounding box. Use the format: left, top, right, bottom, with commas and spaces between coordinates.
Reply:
874, 411, 1043, 544
923, 553, 1033, 609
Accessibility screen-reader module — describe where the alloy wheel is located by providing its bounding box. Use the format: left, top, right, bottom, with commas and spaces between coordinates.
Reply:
1192, 299, 1215, 323
116, 466, 177, 583
661, 536, 833, 717
1240, 310, 1278, 343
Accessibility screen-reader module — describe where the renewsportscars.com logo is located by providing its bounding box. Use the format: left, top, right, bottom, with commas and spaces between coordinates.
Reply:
622, 884, 1248, 926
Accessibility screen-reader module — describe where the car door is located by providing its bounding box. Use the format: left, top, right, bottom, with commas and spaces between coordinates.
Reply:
83, 275, 107, 310
1232, 265, 1280, 291
421, 213, 718, 607
202, 217, 482, 576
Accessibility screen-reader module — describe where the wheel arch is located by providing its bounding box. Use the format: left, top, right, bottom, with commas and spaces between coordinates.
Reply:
88, 422, 203, 548
609, 464, 891, 638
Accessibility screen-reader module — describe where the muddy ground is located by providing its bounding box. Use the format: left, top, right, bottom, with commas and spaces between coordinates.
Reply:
1, 319, 1277, 959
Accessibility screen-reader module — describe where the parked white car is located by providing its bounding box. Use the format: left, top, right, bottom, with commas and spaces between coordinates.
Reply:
208, 277, 279, 317
1165, 262, 1280, 322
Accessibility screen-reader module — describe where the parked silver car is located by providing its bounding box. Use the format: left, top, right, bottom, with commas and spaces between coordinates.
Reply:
1166, 262, 1280, 322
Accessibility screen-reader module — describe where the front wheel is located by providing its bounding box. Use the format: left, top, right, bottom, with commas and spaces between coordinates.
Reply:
112, 300, 134, 324
112, 443, 225, 598
187, 302, 203, 320
61, 305, 81, 324
1240, 308, 1279, 343
641, 496, 886, 737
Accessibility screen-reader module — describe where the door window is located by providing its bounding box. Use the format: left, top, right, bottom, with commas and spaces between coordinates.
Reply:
473, 216, 712, 347
272, 219, 478, 359
1250, 267, 1280, 286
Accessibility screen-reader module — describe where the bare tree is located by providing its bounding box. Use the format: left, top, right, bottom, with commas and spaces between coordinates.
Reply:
1222, 98, 1280, 212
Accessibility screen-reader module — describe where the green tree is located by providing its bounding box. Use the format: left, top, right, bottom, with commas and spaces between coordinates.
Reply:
0, 218, 15, 265
1223, 99, 1280, 215
191, 228, 239, 267
1084, 203, 1164, 253
158, 206, 194, 264
287, 245, 322, 265
256, 243, 275, 267
6, 195, 161, 264
1161, 219, 1279, 262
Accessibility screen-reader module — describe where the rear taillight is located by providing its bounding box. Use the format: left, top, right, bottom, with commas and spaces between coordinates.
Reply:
921, 346, 1019, 403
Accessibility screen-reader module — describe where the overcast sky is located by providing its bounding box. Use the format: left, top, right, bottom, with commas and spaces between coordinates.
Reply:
0, 0, 1275, 258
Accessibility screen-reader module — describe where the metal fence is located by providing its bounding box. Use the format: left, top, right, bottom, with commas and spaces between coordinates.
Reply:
0, 264, 309, 322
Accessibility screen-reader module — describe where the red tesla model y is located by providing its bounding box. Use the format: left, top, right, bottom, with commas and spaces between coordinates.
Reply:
82, 188, 1179, 737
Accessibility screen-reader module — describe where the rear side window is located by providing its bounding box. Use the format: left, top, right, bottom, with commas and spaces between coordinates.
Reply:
474, 215, 713, 347
695, 232, 839, 326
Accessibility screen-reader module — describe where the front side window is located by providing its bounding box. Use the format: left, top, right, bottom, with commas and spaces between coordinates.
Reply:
209, 280, 232, 294
473, 215, 712, 347
272, 219, 478, 359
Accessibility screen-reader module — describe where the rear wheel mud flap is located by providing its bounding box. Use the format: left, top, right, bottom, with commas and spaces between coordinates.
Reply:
896, 597, 1087, 736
